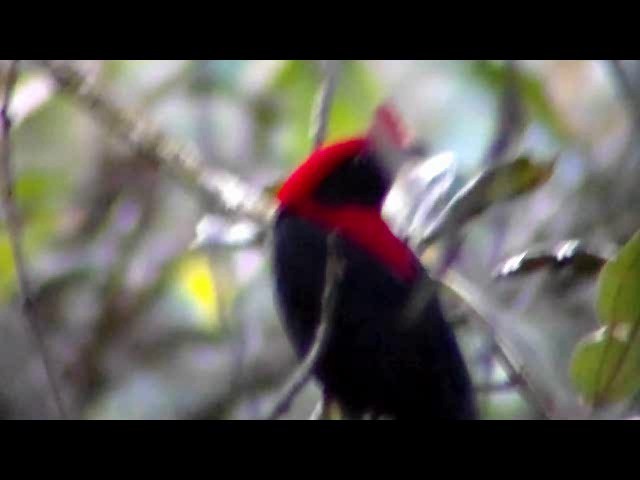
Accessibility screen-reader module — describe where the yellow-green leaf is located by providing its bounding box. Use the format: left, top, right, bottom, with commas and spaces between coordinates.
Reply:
570, 229, 640, 406
418, 155, 556, 250
597, 230, 640, 327
570, 327, 640, 406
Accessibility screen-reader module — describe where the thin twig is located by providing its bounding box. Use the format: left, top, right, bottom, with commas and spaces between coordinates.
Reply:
311, 60, 341, 149
0, 60, 68, 419
482, 60, 526, 167
38, 60, 277, 224
266, 234, 345, 420
486, 60, 526, 266
264, 63, 342, 420
609, 60, 640, 134
444, 270, 552, 419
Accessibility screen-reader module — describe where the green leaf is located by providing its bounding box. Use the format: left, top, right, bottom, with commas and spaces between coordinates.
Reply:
417, 154, 556, 250
271, 60, 321, 165
570, 230, 640, 406
14, 169, 65, 215
597, 230, 640, 327
570, 327, 640, 406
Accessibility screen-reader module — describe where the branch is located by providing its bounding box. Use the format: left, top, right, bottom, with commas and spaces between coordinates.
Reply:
0, 60, 69, 419
609, 60, 640, 135
264, 62, 343, 420
266, 234, 345, 420
38, 60, 277, 224
482, 60, 526, 167
444, 270, 552, 419
310, 60, 341, 149
484, 60, 526, 266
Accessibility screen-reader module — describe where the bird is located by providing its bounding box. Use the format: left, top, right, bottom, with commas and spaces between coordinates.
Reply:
271, 104, 477, 419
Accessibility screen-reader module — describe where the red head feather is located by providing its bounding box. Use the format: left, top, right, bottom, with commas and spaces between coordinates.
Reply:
276, 104, 419, 282
277, 102, 413, 208
276, 137, 369, 207
368, 103, 415, 150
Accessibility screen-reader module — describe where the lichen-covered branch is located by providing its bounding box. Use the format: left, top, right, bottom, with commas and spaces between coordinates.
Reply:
38, 60, 277, 224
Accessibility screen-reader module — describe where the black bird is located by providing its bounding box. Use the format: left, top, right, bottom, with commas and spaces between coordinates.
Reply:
272, 105, 476, 419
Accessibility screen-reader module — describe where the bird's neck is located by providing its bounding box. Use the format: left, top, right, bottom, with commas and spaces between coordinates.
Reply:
289, 199, 419, 283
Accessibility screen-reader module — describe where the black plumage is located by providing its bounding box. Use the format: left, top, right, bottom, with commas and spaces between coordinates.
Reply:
272, 139, 476, 420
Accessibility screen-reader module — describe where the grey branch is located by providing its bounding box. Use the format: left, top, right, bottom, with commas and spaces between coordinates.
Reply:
38, 60, 277, 225
609, 60, 640, 135
311, 60, 341, 149
482, 60, 526, 167
265, 62, 344, 420
266, 234, 345, 420
444, 271, 552, 419
0, 60, 69, 419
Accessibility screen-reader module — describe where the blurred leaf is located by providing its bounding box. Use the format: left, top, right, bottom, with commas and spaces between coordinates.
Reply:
417, 155, 556, 250
570, 328, 640, 406
272, 60, 383, 166
0, 169, 62, 302
324, 61, 383, 142
14, 169, 67, 216
10, 73, 57, 128
570, 230, 640, 406
470, 61, 571, 142
383, 151, 457, 241
188, 60, 250, 96
175, 254, 220, 332
0, 235, 16, 302
272, 60, 320, 165
597, 230, 640, 328
493, 239, 609, 280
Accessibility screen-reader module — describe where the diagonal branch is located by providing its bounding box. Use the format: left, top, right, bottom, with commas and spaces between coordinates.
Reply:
482, 60, 527, 167
609, 60, 640, 135
444, 270, 552, 419
266, 233, 345, 420
311, 60, 341, 149
38, 60, 277, 224
0, 60, 69, 419
266, 62, 343, 420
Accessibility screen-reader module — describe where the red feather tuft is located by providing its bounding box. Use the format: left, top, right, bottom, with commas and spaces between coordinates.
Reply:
276, 107, 419, 282
369, 103, 414, 149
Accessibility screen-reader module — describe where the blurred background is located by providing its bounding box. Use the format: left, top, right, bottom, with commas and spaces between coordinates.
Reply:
0, 60, 637, 420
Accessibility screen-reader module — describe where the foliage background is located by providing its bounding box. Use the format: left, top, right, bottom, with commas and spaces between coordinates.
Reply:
0, 60, 636, 420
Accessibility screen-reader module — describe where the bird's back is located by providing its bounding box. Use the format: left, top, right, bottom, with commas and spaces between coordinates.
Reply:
273, 208, 477, 419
